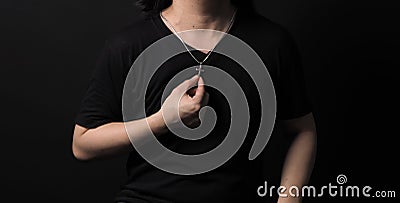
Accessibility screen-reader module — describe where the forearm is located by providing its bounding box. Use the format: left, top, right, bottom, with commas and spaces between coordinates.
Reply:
72, 111, 167, 160
278, 113, 317, 203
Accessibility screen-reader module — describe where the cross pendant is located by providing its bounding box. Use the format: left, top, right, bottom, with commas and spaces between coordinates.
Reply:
195, 64, 205, 76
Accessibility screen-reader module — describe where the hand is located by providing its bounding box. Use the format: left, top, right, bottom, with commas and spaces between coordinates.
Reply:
160, 75, 209, 128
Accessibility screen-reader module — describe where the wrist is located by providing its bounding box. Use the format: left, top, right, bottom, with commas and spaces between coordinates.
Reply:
147, 111, 168, 135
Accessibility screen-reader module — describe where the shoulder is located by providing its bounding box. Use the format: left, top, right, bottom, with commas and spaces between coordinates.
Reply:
103, 14, 160, 53
237, 13, 296, 49
93, 15, 162, 77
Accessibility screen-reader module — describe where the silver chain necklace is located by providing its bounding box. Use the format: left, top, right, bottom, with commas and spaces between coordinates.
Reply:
160, 9, 237, 76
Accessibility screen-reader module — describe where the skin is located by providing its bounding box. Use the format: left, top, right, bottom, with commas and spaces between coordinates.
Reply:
73, 76, 207, 160
277, 113, 317, 203
72, 1, 317, 202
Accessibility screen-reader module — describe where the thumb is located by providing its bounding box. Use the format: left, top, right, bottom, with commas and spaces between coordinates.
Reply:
193, 77, 205, 103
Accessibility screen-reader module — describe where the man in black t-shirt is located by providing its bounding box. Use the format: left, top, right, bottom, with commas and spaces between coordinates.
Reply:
73, 0, 317, 202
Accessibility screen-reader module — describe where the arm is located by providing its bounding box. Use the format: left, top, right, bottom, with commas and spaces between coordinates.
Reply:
277, 113, 317, 203
72, 75, 207, 161
72, 111, 167, 161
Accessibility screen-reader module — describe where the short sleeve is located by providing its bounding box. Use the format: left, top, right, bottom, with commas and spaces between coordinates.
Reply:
275, 29, 312, 120
75, 41, 124, 129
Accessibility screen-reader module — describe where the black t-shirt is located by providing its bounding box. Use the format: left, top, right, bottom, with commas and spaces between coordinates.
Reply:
76, 9, 311, 203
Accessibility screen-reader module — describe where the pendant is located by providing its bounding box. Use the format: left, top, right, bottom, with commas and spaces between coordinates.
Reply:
195, 63, 205, 76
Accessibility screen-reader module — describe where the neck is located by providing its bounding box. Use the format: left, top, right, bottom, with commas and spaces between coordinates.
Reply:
162, 0, 235, 31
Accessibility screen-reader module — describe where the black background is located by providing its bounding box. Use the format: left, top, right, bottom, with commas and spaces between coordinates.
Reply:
1, 0, 399, 202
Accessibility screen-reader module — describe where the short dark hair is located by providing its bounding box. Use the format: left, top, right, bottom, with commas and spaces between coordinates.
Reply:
136, 0, 255, 15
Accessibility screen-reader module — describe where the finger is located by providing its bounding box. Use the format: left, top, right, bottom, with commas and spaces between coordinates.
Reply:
176, 75, 199, 92
193, 77, 205, 103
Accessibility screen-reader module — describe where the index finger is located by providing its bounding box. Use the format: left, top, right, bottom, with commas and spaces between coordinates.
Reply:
177, 75, 199, 92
